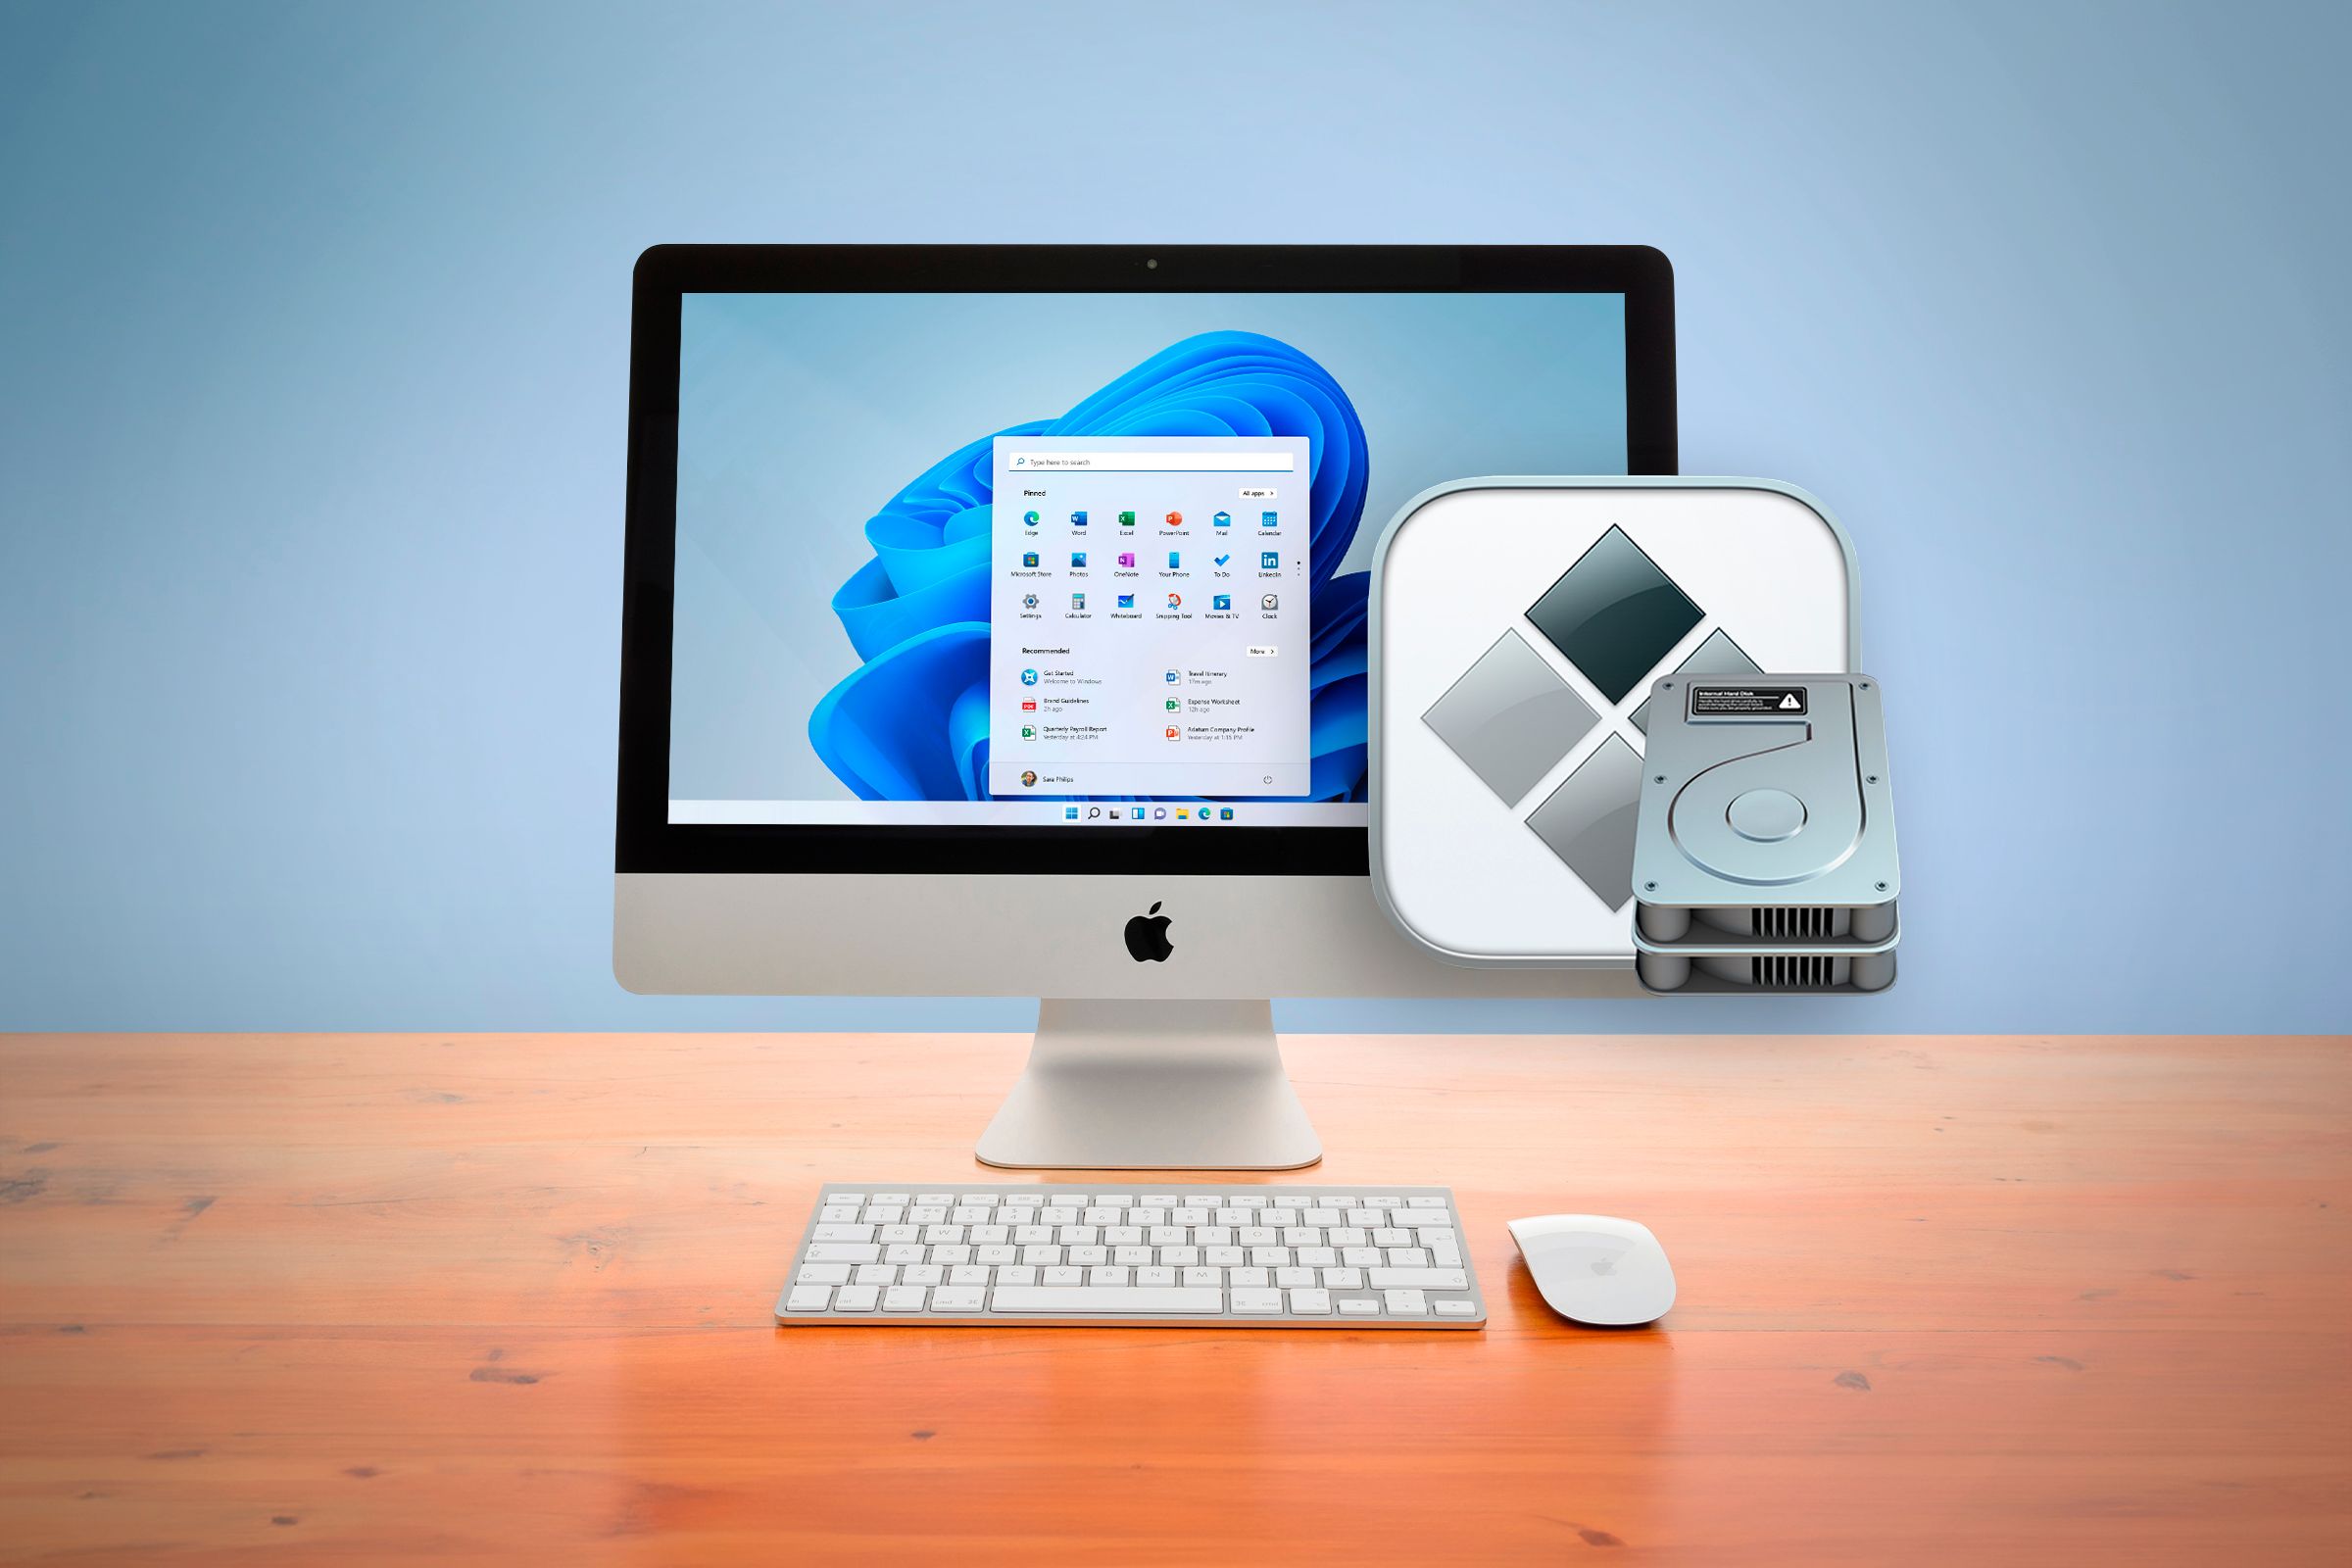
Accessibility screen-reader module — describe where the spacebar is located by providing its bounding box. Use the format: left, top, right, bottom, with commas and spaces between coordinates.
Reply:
991, 1286, 1225, 1314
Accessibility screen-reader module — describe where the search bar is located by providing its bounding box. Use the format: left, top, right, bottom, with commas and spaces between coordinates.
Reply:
1006, 452, 1296, 472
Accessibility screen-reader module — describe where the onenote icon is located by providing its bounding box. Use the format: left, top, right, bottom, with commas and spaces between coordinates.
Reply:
1020, 770, 1038, 787
1021, 667, 1039, 685
1122, 901, 1174, 963
1164, 511, 1183, 527
1212, 511, 1232, 527
1117, 551, 1136, 567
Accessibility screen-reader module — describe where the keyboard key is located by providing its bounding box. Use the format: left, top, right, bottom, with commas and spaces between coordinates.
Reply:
1136, 1266, 1174, 1287
855, 1263, 897, 1285
1004, 1193, 1044, 1206
1182, 1266, 1222, 1287
1089, 1266, 1130, 1286
916, 1193, 956, 1205
883, 1286, 928, 1312
1383, 1289, 1429, 1315
1321, 1267, 1365, 1290
1230, 1289, 1284, 1313
1287, 1288, 1332, 1314
1434, 1298, 1477, 1318
996, 1265, 1037, 1287
929, 1286, 986, 1313
993, 1287, 1224, 1314
949, 1264, 991, 1286
1429, 1238, 1464, 1267
901, 1264, 943, 1287
1043, 1265, 1083, 1287
784, 1285, 833, 1312
813, 1223, 874, 1243
804, 1243, 880, 1264
871, 1192, 910, 1204
819, 1204, 861, 1223
1275, 1267, 1315, 1288
832, 1285, 879, 1312
1368, 1268, 1471, 1291
1229, 1267, 1269, 1289
796, 1262, 852, 1286
884, 1244, 925, 1264
1387, 1248, 1431, 1267
828, 1193, 867, 1205
1408, 1196, 1446, 1208
1338, 1298, 1381, 1316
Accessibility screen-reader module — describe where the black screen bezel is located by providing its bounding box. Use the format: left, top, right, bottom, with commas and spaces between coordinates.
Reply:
617, 244, 1677, 876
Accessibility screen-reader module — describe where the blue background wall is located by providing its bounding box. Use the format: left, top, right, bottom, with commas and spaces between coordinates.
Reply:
3, 0, 2345, 1034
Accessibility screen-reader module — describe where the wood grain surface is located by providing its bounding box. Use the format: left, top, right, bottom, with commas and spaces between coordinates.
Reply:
1, 1032, 2346, 1565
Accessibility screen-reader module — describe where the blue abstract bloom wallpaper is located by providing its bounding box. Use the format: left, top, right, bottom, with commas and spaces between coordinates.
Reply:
809, 331, 1374, 803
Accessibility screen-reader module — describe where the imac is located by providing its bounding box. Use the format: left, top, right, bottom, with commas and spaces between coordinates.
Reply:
614, 245, 1676, 1169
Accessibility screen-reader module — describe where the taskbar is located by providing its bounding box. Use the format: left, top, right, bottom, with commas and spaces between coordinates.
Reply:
667, 799, 1364, 828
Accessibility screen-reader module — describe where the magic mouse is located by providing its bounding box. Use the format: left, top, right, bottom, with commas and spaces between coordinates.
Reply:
1507, 1214, 1676, 1326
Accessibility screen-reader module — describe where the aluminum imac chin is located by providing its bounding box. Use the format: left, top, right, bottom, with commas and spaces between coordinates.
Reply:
613, 244, 1677, 1171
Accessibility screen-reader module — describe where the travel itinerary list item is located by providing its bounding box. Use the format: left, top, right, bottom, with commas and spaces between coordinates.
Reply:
987, 435, 1311, 799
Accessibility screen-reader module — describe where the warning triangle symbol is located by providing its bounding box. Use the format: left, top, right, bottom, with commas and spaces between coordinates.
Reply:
1779, 694, 1801, 709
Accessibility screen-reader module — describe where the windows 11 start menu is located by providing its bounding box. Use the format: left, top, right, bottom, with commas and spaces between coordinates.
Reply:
987, 435, 1311, 800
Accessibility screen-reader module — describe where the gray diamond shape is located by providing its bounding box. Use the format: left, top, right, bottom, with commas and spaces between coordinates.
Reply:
1631, 628, 1763, 732
1422, 630, 1597, 806
1525, 526, 1704, 704
1526, 733, 1643, 909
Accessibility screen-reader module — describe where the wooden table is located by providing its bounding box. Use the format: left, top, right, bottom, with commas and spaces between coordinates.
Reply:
1, 1033, 2345, 1564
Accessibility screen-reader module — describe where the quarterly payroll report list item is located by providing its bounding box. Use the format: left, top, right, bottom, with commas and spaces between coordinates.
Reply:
987, 436, 1311, 800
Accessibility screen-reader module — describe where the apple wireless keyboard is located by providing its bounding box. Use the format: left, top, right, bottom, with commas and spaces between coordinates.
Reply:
776, 1183, 1486, 1329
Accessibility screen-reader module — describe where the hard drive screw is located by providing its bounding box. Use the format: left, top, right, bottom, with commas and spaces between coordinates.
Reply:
1653, 774, 1665, 784
1875, 881, 1888, 891
1644, 881, 1658, 892
1866, 774, 1878, 784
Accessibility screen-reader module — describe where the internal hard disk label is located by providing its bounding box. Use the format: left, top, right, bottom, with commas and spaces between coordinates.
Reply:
1690, 685, 1808, 716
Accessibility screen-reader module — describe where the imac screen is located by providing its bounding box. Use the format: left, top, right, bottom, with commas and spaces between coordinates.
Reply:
666, 292, 1628, 828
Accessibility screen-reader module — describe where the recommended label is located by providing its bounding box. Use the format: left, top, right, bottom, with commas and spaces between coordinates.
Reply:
1690, 684, 1809, 716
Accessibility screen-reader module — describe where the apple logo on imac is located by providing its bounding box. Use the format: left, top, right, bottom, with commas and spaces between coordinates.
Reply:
1123, 902, 1174, 963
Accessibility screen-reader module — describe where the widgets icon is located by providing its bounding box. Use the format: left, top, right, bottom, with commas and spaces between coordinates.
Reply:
1212, 511, 1232, 528
1021, 668, 1040, 685
1070, 552, 1087, 567
1069, 510, 1087, 527
1022, 510, 1040, 526
1260, 551, 1280, 568
1261, 593, 1279, 611
1165, 592, 1182, 610
1130, 807, 1145, 820
1164, 511, 1183, 527
1021, 551, 1039, 567
1117, 593, 1135, 609
1117, 551, 1136, 568
1213, 594, 1232, 611
1118, 511, 1137, 527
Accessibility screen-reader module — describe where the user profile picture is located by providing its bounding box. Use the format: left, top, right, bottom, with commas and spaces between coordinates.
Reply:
1020, 770, 1038, 788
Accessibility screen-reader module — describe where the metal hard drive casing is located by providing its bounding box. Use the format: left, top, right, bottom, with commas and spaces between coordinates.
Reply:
1631, 674, 1898, 994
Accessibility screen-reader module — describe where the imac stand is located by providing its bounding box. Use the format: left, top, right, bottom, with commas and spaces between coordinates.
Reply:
974, 999, 1322, 1171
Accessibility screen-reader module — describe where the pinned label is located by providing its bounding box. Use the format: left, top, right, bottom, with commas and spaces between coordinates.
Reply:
1690, 685, 1809, 716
